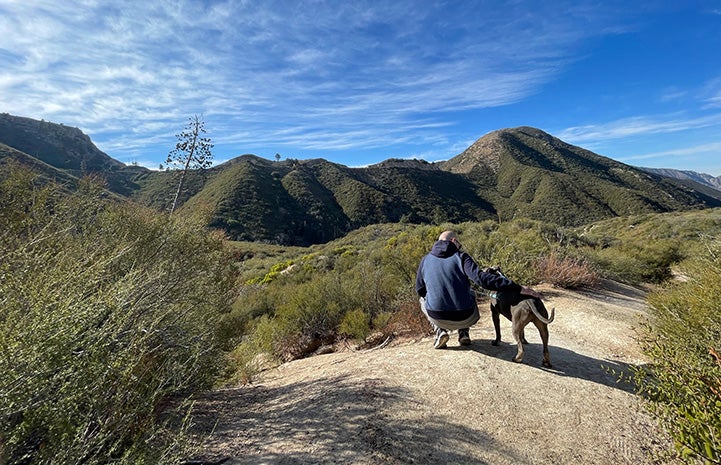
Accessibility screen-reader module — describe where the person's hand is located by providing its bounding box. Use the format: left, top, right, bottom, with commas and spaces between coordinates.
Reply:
520, 285, 543, 300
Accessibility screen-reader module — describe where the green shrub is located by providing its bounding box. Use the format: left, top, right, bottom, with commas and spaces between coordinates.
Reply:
634, 240, 721, 463
584, 246, 647, 283
372, 312, 393, 331
239, 313, 296, 370
461, 220, 555, 284
339, 308, 372, 340
241, 275, 344, 361
232, 231, 414, 366
586, 238, 681, 284
245, 259, 295, 285
0, 171, 235, 464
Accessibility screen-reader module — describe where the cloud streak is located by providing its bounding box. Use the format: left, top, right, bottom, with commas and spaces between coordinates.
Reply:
558, 112, 721, 144
625, 141, 721, 161
1, 1, 720, 174
0, 2, 605, 132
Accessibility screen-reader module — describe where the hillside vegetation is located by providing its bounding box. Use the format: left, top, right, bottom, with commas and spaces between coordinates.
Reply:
0, 113, 123, 173
0, 142, 80, 189
227, 208, 721, 365
445, 127, 721, 225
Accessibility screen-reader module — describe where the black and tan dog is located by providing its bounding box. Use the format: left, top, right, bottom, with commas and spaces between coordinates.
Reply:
484, 267, 555, 368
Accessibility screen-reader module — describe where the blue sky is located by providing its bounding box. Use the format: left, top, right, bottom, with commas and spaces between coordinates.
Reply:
2, 1, 721, 175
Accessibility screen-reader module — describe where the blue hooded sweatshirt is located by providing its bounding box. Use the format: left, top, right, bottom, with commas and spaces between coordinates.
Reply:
415, 240, 521, 321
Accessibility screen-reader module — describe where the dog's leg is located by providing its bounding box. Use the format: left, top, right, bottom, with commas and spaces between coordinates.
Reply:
491, 301, 502, 346
511, 318, 526, 363
534, 320, 552, 368
519, 328, 529, 345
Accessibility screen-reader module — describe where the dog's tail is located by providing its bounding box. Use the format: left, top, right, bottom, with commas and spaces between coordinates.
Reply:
530, 299, 555, 324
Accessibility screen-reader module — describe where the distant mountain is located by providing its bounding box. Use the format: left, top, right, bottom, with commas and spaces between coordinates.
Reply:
640, 166, 721, 191
442, 126, 721, 225
0, 113, 123, 172
0, 113, 148, 196
134, 126, 721, 244
155, 154, 496, 244
2, 114, 721, 245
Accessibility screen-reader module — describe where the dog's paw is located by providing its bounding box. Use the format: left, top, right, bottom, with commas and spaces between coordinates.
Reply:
491, 339, 501, 346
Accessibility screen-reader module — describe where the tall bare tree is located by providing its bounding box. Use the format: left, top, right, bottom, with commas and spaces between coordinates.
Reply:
166, 115, 213, 215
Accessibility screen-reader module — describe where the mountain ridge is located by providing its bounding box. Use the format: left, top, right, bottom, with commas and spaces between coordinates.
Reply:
639, 166, 721, 190
0, 113, 123, 173
2, 113, 720, 245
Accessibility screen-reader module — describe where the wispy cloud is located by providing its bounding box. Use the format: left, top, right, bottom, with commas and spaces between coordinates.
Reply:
0, 0, 629, 163
701, 78, 721, 109
8, 0, 720, 176
623, 141, 721, 161
558, 112, 721, 144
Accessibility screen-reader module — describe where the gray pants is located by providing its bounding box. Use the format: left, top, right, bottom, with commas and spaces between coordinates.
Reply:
419, 297, 480, 331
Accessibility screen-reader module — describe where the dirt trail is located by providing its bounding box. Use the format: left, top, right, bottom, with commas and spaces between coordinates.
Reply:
188, 280, 678, 464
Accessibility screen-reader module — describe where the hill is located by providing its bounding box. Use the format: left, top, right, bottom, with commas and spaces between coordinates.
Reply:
149, 127, 721, 244
186, 280, 677, 464
640, 166, 721, 191
0, 114, 151, 197
443, 126, 721, 225
0, 142, 80, 188
0, 113, 123, 173
2, 114, 721, 245
175, 155, 496, 244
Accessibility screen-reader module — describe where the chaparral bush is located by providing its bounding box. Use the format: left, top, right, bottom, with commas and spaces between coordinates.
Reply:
534, 250, 600, 289
460, 219, 561, 285
634, 239, 721, 464
338, 308, 372, 341
0, 166, 235, 464
585, 238, 681, 284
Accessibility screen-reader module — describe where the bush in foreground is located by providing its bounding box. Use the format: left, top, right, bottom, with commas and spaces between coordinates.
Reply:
634, 240, 721, 464
0, 169, 235, 464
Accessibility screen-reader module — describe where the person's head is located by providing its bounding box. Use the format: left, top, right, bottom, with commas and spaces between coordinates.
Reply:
438, 230, 462, 250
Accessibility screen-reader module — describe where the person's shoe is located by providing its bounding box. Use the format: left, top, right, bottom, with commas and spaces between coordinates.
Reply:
458, 328, 471, 346
434, 329, 449, 349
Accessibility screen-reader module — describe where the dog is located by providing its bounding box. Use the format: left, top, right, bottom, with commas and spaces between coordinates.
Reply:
484, 267, 555, 368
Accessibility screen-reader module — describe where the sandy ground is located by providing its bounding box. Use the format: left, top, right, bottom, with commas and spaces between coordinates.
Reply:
186, 280, 679, 465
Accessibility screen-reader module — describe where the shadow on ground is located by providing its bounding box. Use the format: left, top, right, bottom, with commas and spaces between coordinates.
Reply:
185, 374, 540, 465
445, 339, 639, 393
